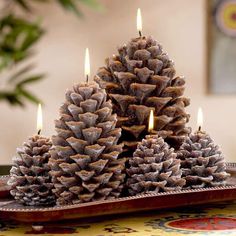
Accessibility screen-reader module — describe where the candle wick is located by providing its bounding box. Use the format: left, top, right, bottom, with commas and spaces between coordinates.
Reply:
86, 75, 89, 83
198, 126, 201, 132
37, 129, 41, 135
139, 30, 142, 37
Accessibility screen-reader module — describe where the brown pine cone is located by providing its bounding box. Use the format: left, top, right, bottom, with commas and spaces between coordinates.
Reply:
178, 132, 230, 189
8, 136, 55, 206
95, 36, 191, 156
127, 135, 185, 195
49, 82, 126, 205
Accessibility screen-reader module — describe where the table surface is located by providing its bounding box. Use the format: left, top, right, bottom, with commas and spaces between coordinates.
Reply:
1, 201, 236, 236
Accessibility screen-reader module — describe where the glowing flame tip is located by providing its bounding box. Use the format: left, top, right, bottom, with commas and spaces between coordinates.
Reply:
137, 8, 142, 35
148, 109, 154, 133
84, 48, 90, 81
197, 107, 203, 131
37, 103, 43, 134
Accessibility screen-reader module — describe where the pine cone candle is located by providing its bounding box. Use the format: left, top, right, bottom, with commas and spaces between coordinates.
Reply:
8, 136, 54, 206
178, 132, 230, 189
95, 36, 191, 155
126, 135, 185, 196
50, 82, 126, 205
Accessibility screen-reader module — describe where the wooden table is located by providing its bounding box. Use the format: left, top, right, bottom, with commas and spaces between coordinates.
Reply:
1, 201, 236, 235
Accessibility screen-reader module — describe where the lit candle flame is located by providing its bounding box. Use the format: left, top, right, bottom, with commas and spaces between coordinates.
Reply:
197, 107, 203, 131
137, 8, 142, 37
148, 109, 154, 133
37, 103, 43, 135
84, 48, 90, 83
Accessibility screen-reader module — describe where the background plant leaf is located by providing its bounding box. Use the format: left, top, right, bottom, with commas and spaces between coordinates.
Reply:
0, 91, 24, 106
16, 74, 44, 87
79, 0, 103, 11
16, 87, 41, 104
57, 0, 83, 17
0, 15, 44, 70
0, 0, 103, 107
14, 0, 32, 12
8, 64, 35, 83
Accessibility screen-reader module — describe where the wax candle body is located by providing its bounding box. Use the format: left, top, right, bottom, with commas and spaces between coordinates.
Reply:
178, 132, 230, 189
8, 135, 54, 206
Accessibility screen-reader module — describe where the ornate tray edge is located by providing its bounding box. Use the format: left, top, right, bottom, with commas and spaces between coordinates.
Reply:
1, 185, 236, 212
226, 162, 236, 168
0, 161, 236, 212
0, 175, 9, 180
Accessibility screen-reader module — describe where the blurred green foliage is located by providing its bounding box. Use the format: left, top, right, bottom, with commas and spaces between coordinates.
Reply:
0, 15, 44, 106
13, 0, 102, 16
0, 0, 101, 107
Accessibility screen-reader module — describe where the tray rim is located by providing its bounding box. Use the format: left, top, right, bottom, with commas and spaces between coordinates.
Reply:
0, 175, 9, 180
1, 162, 236, 213
1, 185, 236, 212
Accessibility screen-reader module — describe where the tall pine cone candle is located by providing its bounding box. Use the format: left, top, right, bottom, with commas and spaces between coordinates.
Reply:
95, 10, 190, 156
178, 108, 230, 189
8, 105, 55, 206
49, 49, 126, 205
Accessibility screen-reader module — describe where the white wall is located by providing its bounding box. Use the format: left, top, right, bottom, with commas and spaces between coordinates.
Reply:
1, 0, 236, 164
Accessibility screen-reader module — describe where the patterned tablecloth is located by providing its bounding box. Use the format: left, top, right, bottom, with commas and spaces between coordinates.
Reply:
1, 201, 236, 235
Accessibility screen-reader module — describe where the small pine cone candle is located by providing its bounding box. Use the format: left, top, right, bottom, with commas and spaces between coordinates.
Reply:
49, 82, 126, 205
95, 36, 191, 155
8, 136, 55, 206
126, 135, 185, 196
178, 132, 230, 189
